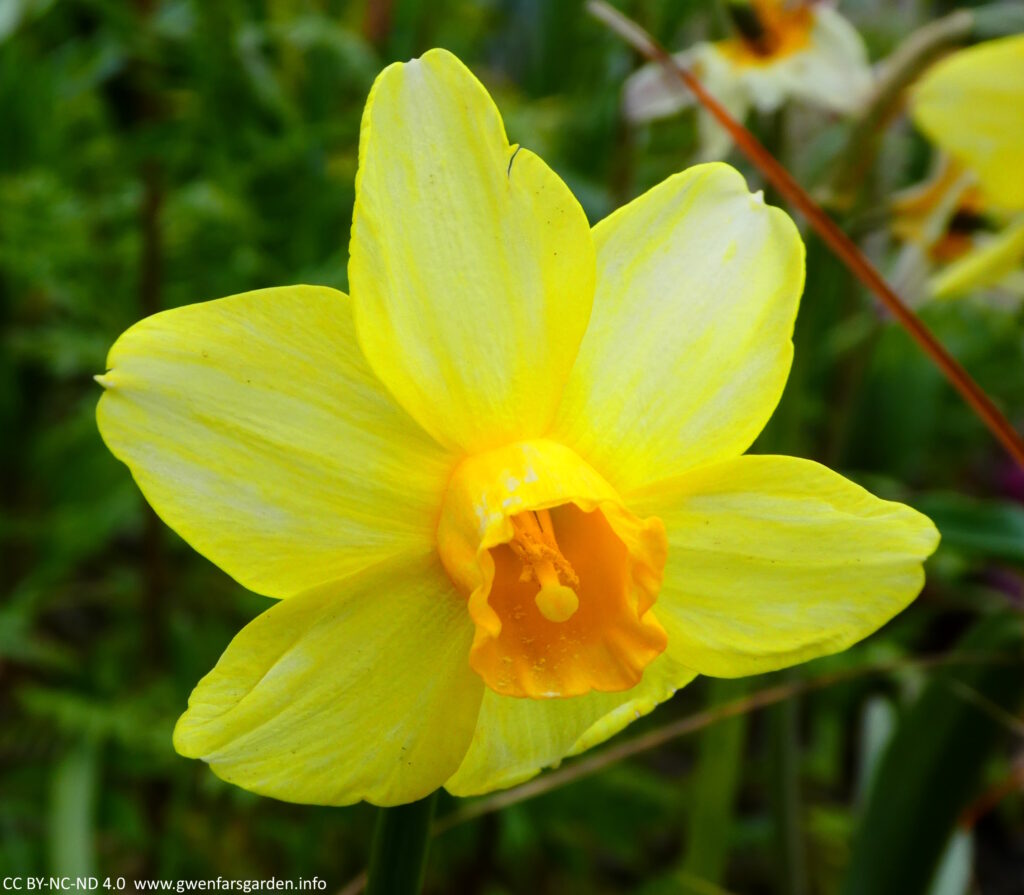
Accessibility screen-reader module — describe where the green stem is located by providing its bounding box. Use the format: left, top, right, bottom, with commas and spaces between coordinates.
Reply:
682, 678, 749, 884
768, 689, 807, 895
365, 793, 438, 895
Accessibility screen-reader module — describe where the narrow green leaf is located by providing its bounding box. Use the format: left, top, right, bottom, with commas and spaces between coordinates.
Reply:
366, 792, 437, 895
49, 739, 99, 877
682, 678, 748, 884
768, 688, 808, 895
854, 696, 897, 805
841, 613, 1024, 895
914, 493, 1024, 563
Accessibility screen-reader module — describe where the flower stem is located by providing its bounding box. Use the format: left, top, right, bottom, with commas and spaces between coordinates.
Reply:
365, 793, 438, 895
587, 0, 1024, 471
828, 9, 972, 207
768, 682, 808, 895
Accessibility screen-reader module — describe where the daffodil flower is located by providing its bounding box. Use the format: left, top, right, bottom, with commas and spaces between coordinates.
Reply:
624, 0, 873, 158
898, 34, 1024, 302
889, 158, 1024, 305
96, 49, 937, 806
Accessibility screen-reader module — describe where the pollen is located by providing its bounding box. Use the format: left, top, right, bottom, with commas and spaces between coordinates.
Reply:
508, 509, 581, 622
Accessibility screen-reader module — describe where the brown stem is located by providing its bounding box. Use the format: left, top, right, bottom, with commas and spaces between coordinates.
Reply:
334, 652, 1015, 895
434, 653, 1013, 835
959, 761, 1024, 829
362, 0, 394, 49
587, 0, 1024, 470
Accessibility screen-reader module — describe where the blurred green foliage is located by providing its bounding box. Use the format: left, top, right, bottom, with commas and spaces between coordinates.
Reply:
1, 0, 1022, 892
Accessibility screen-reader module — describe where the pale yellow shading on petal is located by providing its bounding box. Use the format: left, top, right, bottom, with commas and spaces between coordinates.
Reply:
445, 651, 696, 797
349, 48, 595, 453
96, 286, 453, 599
551, 163, 804, 494
630, 455, 939, 677
174, 552, 484, 806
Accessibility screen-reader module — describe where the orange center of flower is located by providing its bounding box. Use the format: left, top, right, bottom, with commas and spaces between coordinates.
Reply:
933, 192, 990, 262
719, 0, 814, 66
436, 440, 668, 700
480, 503, 666, 697
507, 508, 581, 623
890, 160, 985, 257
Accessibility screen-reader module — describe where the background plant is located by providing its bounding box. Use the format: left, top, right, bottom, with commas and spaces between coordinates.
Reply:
1, 1, 1022, 892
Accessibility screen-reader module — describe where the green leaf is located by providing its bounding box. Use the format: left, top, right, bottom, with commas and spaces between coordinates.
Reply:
914, 492, 1024, 563
681, 678, 748, 884
928, 830, 972, 895
366, 794, 438, 895
841, 613, 1024, 895
49, 740, 98, 877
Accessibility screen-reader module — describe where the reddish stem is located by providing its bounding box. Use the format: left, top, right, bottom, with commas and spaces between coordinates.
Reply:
588, 1, 1024, 469
959, 762, 1024, 829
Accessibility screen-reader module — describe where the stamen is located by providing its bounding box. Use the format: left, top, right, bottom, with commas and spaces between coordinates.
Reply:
728, 1, 768, 46
535, 507, 557, 539
508, 509, 581, 622
535, 583, 580, 623
948, 208, 989, 235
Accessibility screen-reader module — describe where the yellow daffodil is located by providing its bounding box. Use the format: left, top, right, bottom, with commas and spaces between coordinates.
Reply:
624, 0, 873, 158
912, 34, 1024, 213
96, 48, 937, 807
899, 34, 1024, 301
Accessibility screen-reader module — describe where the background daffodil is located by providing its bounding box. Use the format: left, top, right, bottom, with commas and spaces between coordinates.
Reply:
623, 0, 873, 158
898, 34, 1024, 302
96, 48, 938, 807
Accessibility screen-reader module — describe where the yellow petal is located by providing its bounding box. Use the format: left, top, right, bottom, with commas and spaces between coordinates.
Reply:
97, 286, 452, 599
445, 651, 696, 797
551, 164, 804, 493
630, 455, 939, 677
912, 34, 1024, 212
349, 48, 595, 453
173, 552, 484, 806
930, 215, 1024, 300
889, 158, 975, 247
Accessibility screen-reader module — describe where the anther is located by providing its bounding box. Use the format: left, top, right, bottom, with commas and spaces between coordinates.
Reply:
509, 509, 581, 622
535, 583, 580, 623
